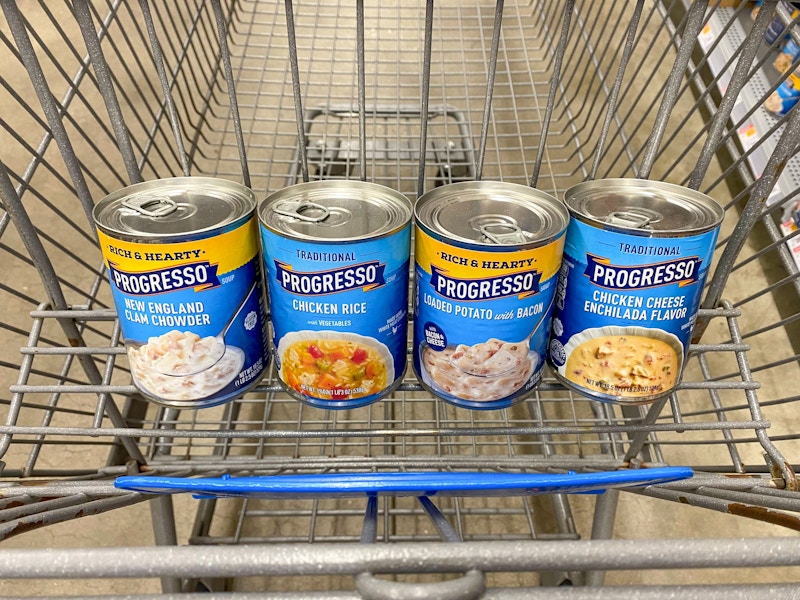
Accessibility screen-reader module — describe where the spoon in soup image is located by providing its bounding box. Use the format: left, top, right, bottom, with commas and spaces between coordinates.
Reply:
448, 295, 554, 378
127, 279, 256, 377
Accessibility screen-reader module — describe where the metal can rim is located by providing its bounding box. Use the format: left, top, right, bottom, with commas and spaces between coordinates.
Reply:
258, 180, 412, 243
564, 178, 724, 238
414, 180, 570, 250
93, 176, 256, 242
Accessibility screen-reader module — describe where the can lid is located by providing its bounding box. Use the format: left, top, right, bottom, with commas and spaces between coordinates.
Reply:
93, 177, 255, 239
414, 181, 569, 248
565, 179, 724, 236
259, 180, 412, 242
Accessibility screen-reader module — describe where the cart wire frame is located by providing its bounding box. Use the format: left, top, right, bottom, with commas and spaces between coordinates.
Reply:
0, 0, 800, 596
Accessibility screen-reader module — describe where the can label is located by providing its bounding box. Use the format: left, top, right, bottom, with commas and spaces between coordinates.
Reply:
98, 217, 269, 405
413, 228, 565, 409
261, 225, 411, 409
766, 70, 800, 117
547, 219, 719, 402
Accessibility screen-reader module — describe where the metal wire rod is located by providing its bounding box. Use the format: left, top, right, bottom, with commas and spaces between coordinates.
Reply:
356, 0, 366, 181
731, 269, 800, 308
0, 418, 771, 444
0, 493, 146, 542
530, 0, 574, 188
0, 228, 104, 305
3, 538, 800, 578
637, 0, 709, 179
696, 98, 800, 341
475, 0, 503, 181
728, 213, 800, 274
587, 0, 643, 181
0, 145, 96, 244
594, 2, 674, 177
284, 0, 309, 183
147, 2, 221, 172
211, 0, 250, 188
416, 0, 434, 197
84, 1, 183, 177
138, 0, 191, 176
696, 353, 745, 473
637, 487, 800, 531
1, 0, 97, 232
73, 0, 143, 185
1, 10, 132, 192
688, 3, 774, 190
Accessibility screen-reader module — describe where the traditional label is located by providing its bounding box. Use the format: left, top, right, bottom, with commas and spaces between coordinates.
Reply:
413, 228, 566, 410
261, 225, 411, 409
547, 219, 719, 402
98, 217, 269, 406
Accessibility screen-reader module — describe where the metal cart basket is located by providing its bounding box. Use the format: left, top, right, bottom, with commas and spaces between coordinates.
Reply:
1, 0, 800, 597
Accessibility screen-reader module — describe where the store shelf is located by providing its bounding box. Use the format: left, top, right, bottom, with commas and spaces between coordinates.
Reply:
698, 6, 800, 205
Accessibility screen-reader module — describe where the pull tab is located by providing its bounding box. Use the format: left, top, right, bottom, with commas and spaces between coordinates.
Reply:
470, 215, 530, 245
479, 222, 528, 244
121, 195, 178, 217
605, 210, 652, 229
273, 201, 330, 223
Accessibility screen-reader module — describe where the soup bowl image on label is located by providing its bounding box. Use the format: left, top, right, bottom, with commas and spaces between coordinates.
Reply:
413, 181, 569, 410
547, 179, 724, 404
93, 177, 270, 409
259, 180, 412, 410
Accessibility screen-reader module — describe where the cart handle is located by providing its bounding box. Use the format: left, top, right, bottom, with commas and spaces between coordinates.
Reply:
355, 569, 485, 600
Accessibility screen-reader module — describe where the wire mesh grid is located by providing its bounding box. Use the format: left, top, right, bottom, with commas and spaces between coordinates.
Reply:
1, 0, 800, 594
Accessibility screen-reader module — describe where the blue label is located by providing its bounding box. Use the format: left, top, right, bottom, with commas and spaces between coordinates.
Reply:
412, 227, 565, 410
261, 225, 411, 409
547, 219, 719, 400
99, 219, 270, 406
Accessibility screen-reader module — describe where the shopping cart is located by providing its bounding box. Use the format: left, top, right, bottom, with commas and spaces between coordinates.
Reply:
1, 0, 800, 596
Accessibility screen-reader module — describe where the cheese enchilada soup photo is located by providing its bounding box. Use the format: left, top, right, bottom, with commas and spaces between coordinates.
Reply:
547, 179, 724, 404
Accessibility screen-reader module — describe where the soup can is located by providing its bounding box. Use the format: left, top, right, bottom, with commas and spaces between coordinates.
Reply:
547, 179, 724, 405
413, 181, 569, 410
259, 180, 412, 409
93, 177, 270, 408
765, 67, 800, 117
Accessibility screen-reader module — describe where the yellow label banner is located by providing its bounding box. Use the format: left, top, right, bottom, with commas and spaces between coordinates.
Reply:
414, 227, 566, 282
97, 218, 258, 276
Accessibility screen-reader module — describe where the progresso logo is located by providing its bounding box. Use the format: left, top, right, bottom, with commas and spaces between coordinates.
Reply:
275, 260, 386, 295
430, 266, 541, 301
584, 254, 702, 290
108, 261, 220, 295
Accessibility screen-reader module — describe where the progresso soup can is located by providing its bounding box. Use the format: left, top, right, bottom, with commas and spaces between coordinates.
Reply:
93, 177, 270, 408
259, 180, 412, 409
547, 179, 724, 404
413, 181, 569, 410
